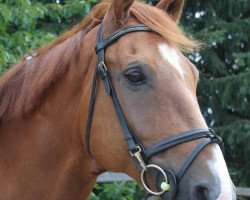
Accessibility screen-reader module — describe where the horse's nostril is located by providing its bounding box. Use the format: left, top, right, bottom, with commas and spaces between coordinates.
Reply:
192, 183, 220, 200
193, 185, 208, 199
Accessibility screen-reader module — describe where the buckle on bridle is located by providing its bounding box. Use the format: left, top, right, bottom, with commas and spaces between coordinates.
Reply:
208, 128, 225, 155
130, 146, 147, 170
98, 62, 109, 80
208, 128, 222, 142
98, 62, 107, 70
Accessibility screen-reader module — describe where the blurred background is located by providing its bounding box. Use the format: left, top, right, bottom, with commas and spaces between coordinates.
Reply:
0, 0, 249, 199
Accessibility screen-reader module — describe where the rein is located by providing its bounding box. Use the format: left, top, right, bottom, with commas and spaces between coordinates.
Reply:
85, 23, 224, 199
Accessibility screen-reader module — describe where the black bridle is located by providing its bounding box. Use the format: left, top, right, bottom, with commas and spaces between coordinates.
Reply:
85, 23, 224, 199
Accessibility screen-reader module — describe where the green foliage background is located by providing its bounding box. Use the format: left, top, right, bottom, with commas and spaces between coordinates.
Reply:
0, 0, 249, 199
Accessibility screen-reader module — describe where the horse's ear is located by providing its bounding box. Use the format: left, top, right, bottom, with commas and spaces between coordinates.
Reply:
156, 0, 184, 22
109, 0, 135, 24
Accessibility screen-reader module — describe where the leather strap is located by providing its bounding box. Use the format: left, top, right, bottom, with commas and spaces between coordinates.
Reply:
95, 24, 153, 53
85, 24, 153, 157
85, 61, 98, 157
177, 138, 215, 181
144, 128, 218, 161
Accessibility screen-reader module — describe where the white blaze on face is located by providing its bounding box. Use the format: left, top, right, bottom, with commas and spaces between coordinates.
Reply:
158, 43, 185, 78
209, 145, 234, 199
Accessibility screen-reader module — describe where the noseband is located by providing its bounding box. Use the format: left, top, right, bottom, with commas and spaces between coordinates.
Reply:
85, 23, 224, 199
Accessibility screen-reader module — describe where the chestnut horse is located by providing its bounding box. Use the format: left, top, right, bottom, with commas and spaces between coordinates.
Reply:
0, 0, 235, 199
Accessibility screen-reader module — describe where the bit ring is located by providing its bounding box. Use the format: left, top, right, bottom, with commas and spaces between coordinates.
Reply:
141, 164, 169, 196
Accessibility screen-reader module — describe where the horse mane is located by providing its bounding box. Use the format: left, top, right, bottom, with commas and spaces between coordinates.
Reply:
0, 0, 197, 123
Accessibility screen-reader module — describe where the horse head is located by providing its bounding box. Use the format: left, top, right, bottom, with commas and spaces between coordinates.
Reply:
81, 0, 236, 199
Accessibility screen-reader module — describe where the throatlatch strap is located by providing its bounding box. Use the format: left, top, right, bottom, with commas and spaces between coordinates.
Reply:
85, 63, 98, 157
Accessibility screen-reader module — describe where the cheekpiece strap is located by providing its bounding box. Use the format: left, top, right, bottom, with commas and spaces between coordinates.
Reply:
85, 23, 153, 167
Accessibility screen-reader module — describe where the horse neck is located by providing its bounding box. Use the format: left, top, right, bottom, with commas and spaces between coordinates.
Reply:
0, 31, 100, 199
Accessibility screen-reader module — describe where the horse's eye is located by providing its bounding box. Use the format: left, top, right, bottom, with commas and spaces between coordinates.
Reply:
124, 68, 145, 85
